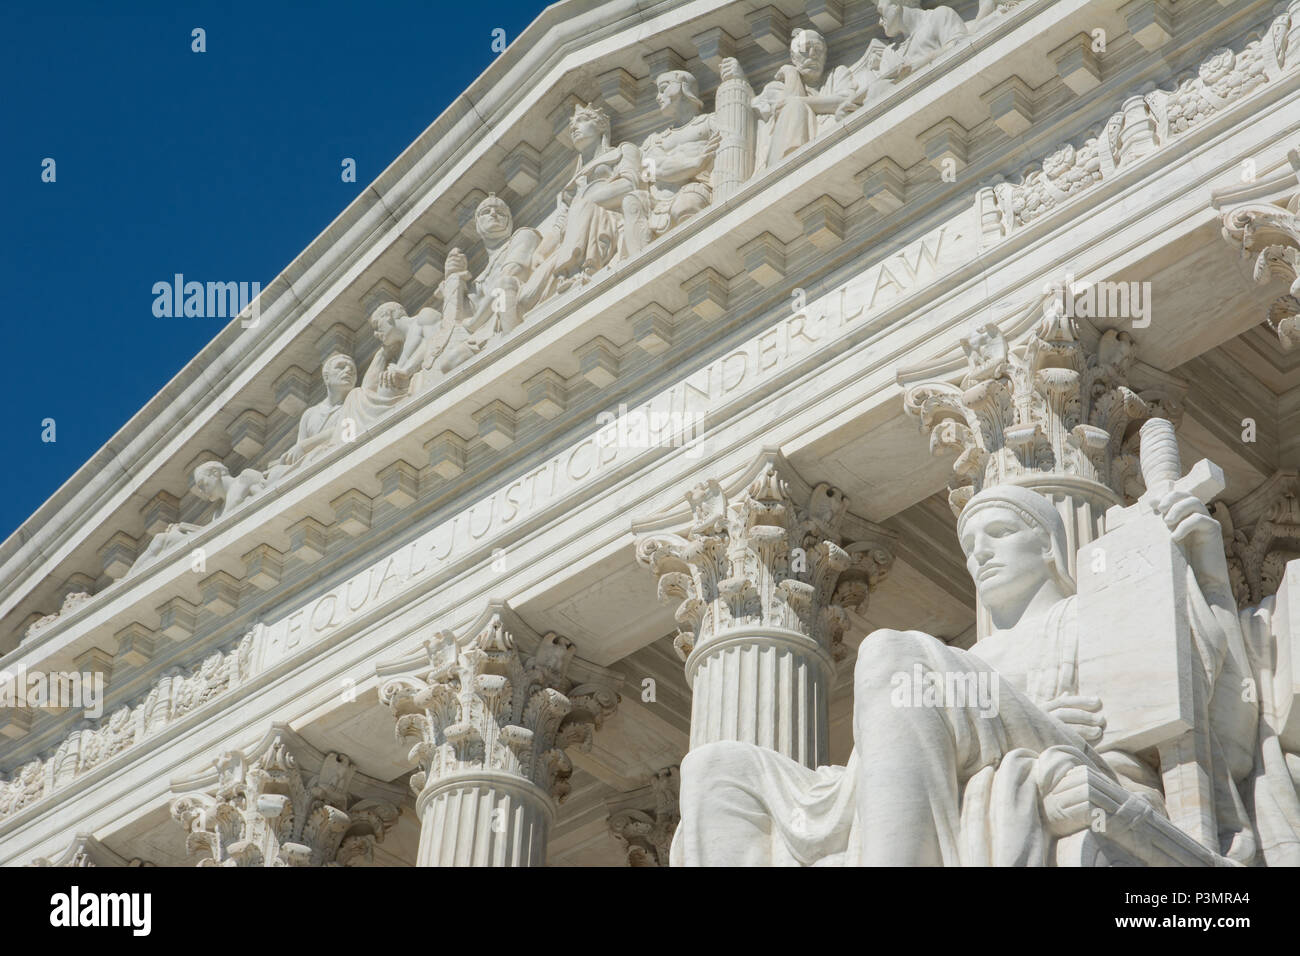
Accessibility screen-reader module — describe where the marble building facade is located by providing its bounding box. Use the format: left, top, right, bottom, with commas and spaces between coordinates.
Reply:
2, 0, 1300, 866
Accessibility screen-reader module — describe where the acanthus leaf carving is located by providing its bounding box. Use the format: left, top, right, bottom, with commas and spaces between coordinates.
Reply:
168, 726, 401, 867
377, 604, 621, 803
635, 452, 895, 664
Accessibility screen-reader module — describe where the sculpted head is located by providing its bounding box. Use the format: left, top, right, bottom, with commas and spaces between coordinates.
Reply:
321, 353, 356, 391
370, 302, 407, 350
655, 70, 703, 118
192, 461, 230, 502
475, 193, 513, 242
790, 29, 827, 80
874, 0, 920, 36
957, 485, 1074, 621
568, 102, 611, 153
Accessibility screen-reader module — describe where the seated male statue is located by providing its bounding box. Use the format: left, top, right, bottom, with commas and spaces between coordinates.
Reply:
335, 300, 437, 438
674, 481, 1264, 865
461, 193, 540, 334
264, 353, 357, 486
837, 0, 980, 118
623, 69, 722, 254
520, 103, 641, 310
752, 29, 856, 173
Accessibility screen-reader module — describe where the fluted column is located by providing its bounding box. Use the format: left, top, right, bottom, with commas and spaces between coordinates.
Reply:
169, 725, 403, 866
635, 450, 895, 768
712, 57, 755, 202
378, 601, 621, 867
903, 301, 1187, 634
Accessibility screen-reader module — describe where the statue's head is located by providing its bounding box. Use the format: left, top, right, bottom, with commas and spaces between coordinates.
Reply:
192, 461, 230, 501
475, 193, 513, 242
655, 69, 703, 117
790, 28, 827, 79
568, 102, 611, 152
369, 302, 407, 349
321, 353, 356, 390
957, 485, 1075, 615
874, 0, 919, 36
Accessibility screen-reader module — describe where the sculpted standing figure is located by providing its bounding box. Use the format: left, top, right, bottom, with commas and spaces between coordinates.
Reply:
752, 29, 855, 173
520, 103, 641, 310
623, 70, 722, 254
674, 476, 1266, 865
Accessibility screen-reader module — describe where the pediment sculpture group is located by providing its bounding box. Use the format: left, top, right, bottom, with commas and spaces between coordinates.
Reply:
126, 1, 1005, 579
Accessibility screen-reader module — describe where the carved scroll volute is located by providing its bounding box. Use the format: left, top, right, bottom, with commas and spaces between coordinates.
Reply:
1222, 192, 1300, 350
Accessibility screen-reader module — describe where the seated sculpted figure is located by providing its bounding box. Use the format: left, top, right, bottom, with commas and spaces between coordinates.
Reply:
462, 193, 540, 334
622, 69, 722, 254
129, 462, 265, 575
264, 353, 357, 485
752, 29, 856, 174
838, 0, 975, 117
519, 103, 641, 310
335, 301, 437, 438
674, 482, 1261, 865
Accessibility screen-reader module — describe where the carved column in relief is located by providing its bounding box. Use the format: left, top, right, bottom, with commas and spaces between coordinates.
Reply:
169, 725, 403, 866
635, 450, 895, 769
378, 602, 621, 866
712, 57, 755, 202
902, 303, 1185, 635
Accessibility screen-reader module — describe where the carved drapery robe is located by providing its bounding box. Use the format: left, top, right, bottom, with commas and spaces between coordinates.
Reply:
752, 64, 854, 173
521, 144, 640, 309
674, 573, 1274, 865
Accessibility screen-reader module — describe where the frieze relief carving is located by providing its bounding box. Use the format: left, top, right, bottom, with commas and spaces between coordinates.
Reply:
986, 2, 1299, 237
90, 2, 1024, 600
0, 628, 257, 824
169, 726, 401, 866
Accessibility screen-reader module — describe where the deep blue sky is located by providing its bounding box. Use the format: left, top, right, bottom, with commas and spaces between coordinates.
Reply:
0, 0, 545, 543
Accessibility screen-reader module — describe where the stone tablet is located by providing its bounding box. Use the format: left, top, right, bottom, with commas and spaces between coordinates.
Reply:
1076, 512, 1196, 754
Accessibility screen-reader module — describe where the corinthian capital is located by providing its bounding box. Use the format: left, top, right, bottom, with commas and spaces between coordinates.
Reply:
605, 765, 680, 867
634, 448, 895, 662
1217, 471, 1300, 607
169, 725, 403, 867
1221, 188, 1300, 351
902, 301, 1185, 516
377, 601, 621, 804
